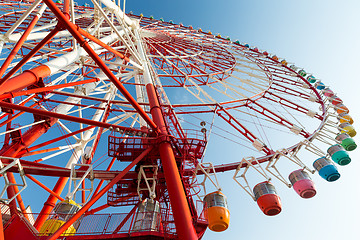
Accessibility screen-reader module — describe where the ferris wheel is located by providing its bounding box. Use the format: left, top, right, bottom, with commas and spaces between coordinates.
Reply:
0, 1, 356, 240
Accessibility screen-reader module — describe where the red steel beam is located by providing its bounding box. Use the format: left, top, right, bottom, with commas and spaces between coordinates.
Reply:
0, 78, 99, 101
0, 210, 3, 240
247, 99, 310, 138
63, 0, 70, 17
217, 107, 273, 155
263, 91, 323, 120
0, 114, 58, 220
16, 126, 94, 157
26, 174, 65, 201
146, 83, 198, 240
0, 27, 59, 86
0, 101, 146, 135
41, 0, 158, 132
0, 4, 43, 79
78, 28, 131, 63
84, 204, 109, 216
0, 102, 37, 129
0, 158, 140, 180
112, 204, 138, 234
87, 104, 111, 163
0, 65, 51, 95
34, 177, 68, 230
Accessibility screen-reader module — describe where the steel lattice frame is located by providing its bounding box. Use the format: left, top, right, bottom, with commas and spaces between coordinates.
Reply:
0, 1, 342, 240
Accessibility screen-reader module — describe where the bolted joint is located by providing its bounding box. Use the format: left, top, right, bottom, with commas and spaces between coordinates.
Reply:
156, 133, 172, 145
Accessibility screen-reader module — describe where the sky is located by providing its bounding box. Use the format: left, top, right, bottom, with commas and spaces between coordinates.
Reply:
117, 0, 360, 239
4, 0, 359, 239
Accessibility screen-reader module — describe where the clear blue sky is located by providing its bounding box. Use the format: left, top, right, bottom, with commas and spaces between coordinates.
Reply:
34, 1, 359, 239
116, 1, 360, 239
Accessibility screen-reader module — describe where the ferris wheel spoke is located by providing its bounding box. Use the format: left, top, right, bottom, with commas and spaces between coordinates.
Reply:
182, 80, 217, 107
205, 77, 250, 99
271, 73, 306, 88
244, 99, 310, 137
153, 44, 234, 88
145, 34, 236, 84
263, 91, 323, 120
77, 32, 142, 71
105, 112, 138, 130
147, 40, 200, 65
224, 72, 268, 94
270, 81, 315, 101
231, 66, 270, 84
266, 65, 297, 76
152, 54, 212, 87
235, 58, 268, 73
216, 107, 273, 155
146, 41, 189, 76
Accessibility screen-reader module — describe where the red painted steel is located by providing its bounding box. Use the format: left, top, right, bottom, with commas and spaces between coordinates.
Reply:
85, 204, 110, 216
63, 0, 70, 17
146, 83, 198, 240
41, 0, 158, 132
0, 93, 59, 228
217, 107, 273, 155
33, 177, 69, 230
4, 214, 38, 240
0, 28, 59, 84
0, 6, 42, 79
0, 101, 145, 135
78, 28, 131, 63
16, 126, 95, 157
112, 205, 138, 234
46, 146, 153, 240
0, 211, 3, 240
0, 78, 100, 101
87, 104, 111, 163
28, 211, 180, 239
247, 99, 310, 138
0, 158, 139, 180
264, 91, 323, 120
0, 102, 37, 129
0, 65, 51, 95
26, 174, 65, 201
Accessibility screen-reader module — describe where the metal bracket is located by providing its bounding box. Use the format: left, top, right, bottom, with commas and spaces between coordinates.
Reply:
266, 149, 313, 188
66, 163, 94, 205
137, 165, 158, 200
233, 156, 270, 201
312, 129, 338, 146
300, 139, 327, 158
0, 157, 27, 204
191, 162, 221, 199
